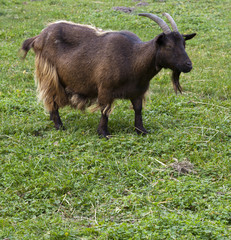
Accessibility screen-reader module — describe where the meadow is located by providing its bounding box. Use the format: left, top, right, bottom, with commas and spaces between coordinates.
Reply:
0, 0, 231, 239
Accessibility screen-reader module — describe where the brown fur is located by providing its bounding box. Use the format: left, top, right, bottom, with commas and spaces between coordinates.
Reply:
21, 17, 196, 137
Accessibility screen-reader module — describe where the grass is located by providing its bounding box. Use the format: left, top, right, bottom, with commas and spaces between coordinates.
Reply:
0, 0, 231, 239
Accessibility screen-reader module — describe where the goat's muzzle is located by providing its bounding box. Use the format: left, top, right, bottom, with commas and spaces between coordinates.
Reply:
180, 61, 193, 73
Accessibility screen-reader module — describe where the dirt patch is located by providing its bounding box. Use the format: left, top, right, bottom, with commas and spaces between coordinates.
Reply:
112, 6, 135, 13
169, 159, 197, 175
136, 2, 149, 7
113, 1, 149, 14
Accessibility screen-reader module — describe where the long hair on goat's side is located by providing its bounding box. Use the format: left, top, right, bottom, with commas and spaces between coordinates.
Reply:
35, 53, 68, 112
88, 103, 113, 116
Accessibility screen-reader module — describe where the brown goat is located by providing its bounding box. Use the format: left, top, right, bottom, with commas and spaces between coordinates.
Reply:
21, 13, 196, 138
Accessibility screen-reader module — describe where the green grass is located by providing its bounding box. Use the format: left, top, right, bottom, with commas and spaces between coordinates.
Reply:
0, 0, 231, 239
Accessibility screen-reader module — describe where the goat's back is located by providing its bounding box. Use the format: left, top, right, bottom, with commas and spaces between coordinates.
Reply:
33, 22, 141, 93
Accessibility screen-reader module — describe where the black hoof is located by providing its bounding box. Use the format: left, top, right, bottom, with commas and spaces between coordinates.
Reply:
135, 127, 148, 135
55, 124, 65, 130
97, 128, 111, 139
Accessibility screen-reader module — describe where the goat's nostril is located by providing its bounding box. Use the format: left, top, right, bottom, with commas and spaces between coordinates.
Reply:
186, 61, 192, 66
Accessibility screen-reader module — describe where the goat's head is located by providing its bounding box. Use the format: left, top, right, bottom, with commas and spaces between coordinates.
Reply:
139, 13, 196, 93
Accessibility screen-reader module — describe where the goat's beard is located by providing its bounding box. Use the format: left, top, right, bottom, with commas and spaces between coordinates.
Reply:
172, 70, 182, 94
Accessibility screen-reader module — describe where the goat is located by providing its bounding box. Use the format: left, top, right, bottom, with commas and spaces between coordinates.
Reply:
21, 13, 196, 138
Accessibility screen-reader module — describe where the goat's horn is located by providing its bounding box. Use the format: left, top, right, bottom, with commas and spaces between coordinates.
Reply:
162, 13, 178, 32
139, 13, 171, 34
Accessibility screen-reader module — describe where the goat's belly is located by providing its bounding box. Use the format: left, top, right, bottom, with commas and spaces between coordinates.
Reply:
112, 83, 149, 99
65, 82, 98, 99
112, 82, 149, 99
64, 83, 98, 110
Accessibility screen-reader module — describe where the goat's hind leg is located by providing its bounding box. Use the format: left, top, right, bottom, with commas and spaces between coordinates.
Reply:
49, 103, 64, 130
131, 97, 148, 135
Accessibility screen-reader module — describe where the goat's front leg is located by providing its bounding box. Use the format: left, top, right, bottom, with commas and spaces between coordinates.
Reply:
97, 104, 111, 138
131, 97, 148, 135
49, 103, 64, 130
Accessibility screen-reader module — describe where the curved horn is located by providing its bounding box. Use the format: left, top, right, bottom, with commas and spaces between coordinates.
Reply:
139, 13, 171, 34
162, 13, 178, 32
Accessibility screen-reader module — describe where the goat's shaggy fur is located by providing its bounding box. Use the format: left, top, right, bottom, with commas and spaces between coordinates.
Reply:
35, 53, 67, 111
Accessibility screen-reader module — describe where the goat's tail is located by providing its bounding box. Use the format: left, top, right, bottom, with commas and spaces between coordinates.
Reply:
20, 36, 37, 59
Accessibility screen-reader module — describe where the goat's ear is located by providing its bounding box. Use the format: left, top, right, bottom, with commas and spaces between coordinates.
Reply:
183, 33, 196, 41
156, 33, 166, 45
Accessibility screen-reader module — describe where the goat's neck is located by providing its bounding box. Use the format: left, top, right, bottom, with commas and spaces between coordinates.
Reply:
134, 39, 160, 81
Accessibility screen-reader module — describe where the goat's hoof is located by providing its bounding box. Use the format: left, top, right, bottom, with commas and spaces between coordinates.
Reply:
55, 124, 65, 130
97, 129, 111, 139
135, 127, 148, 135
